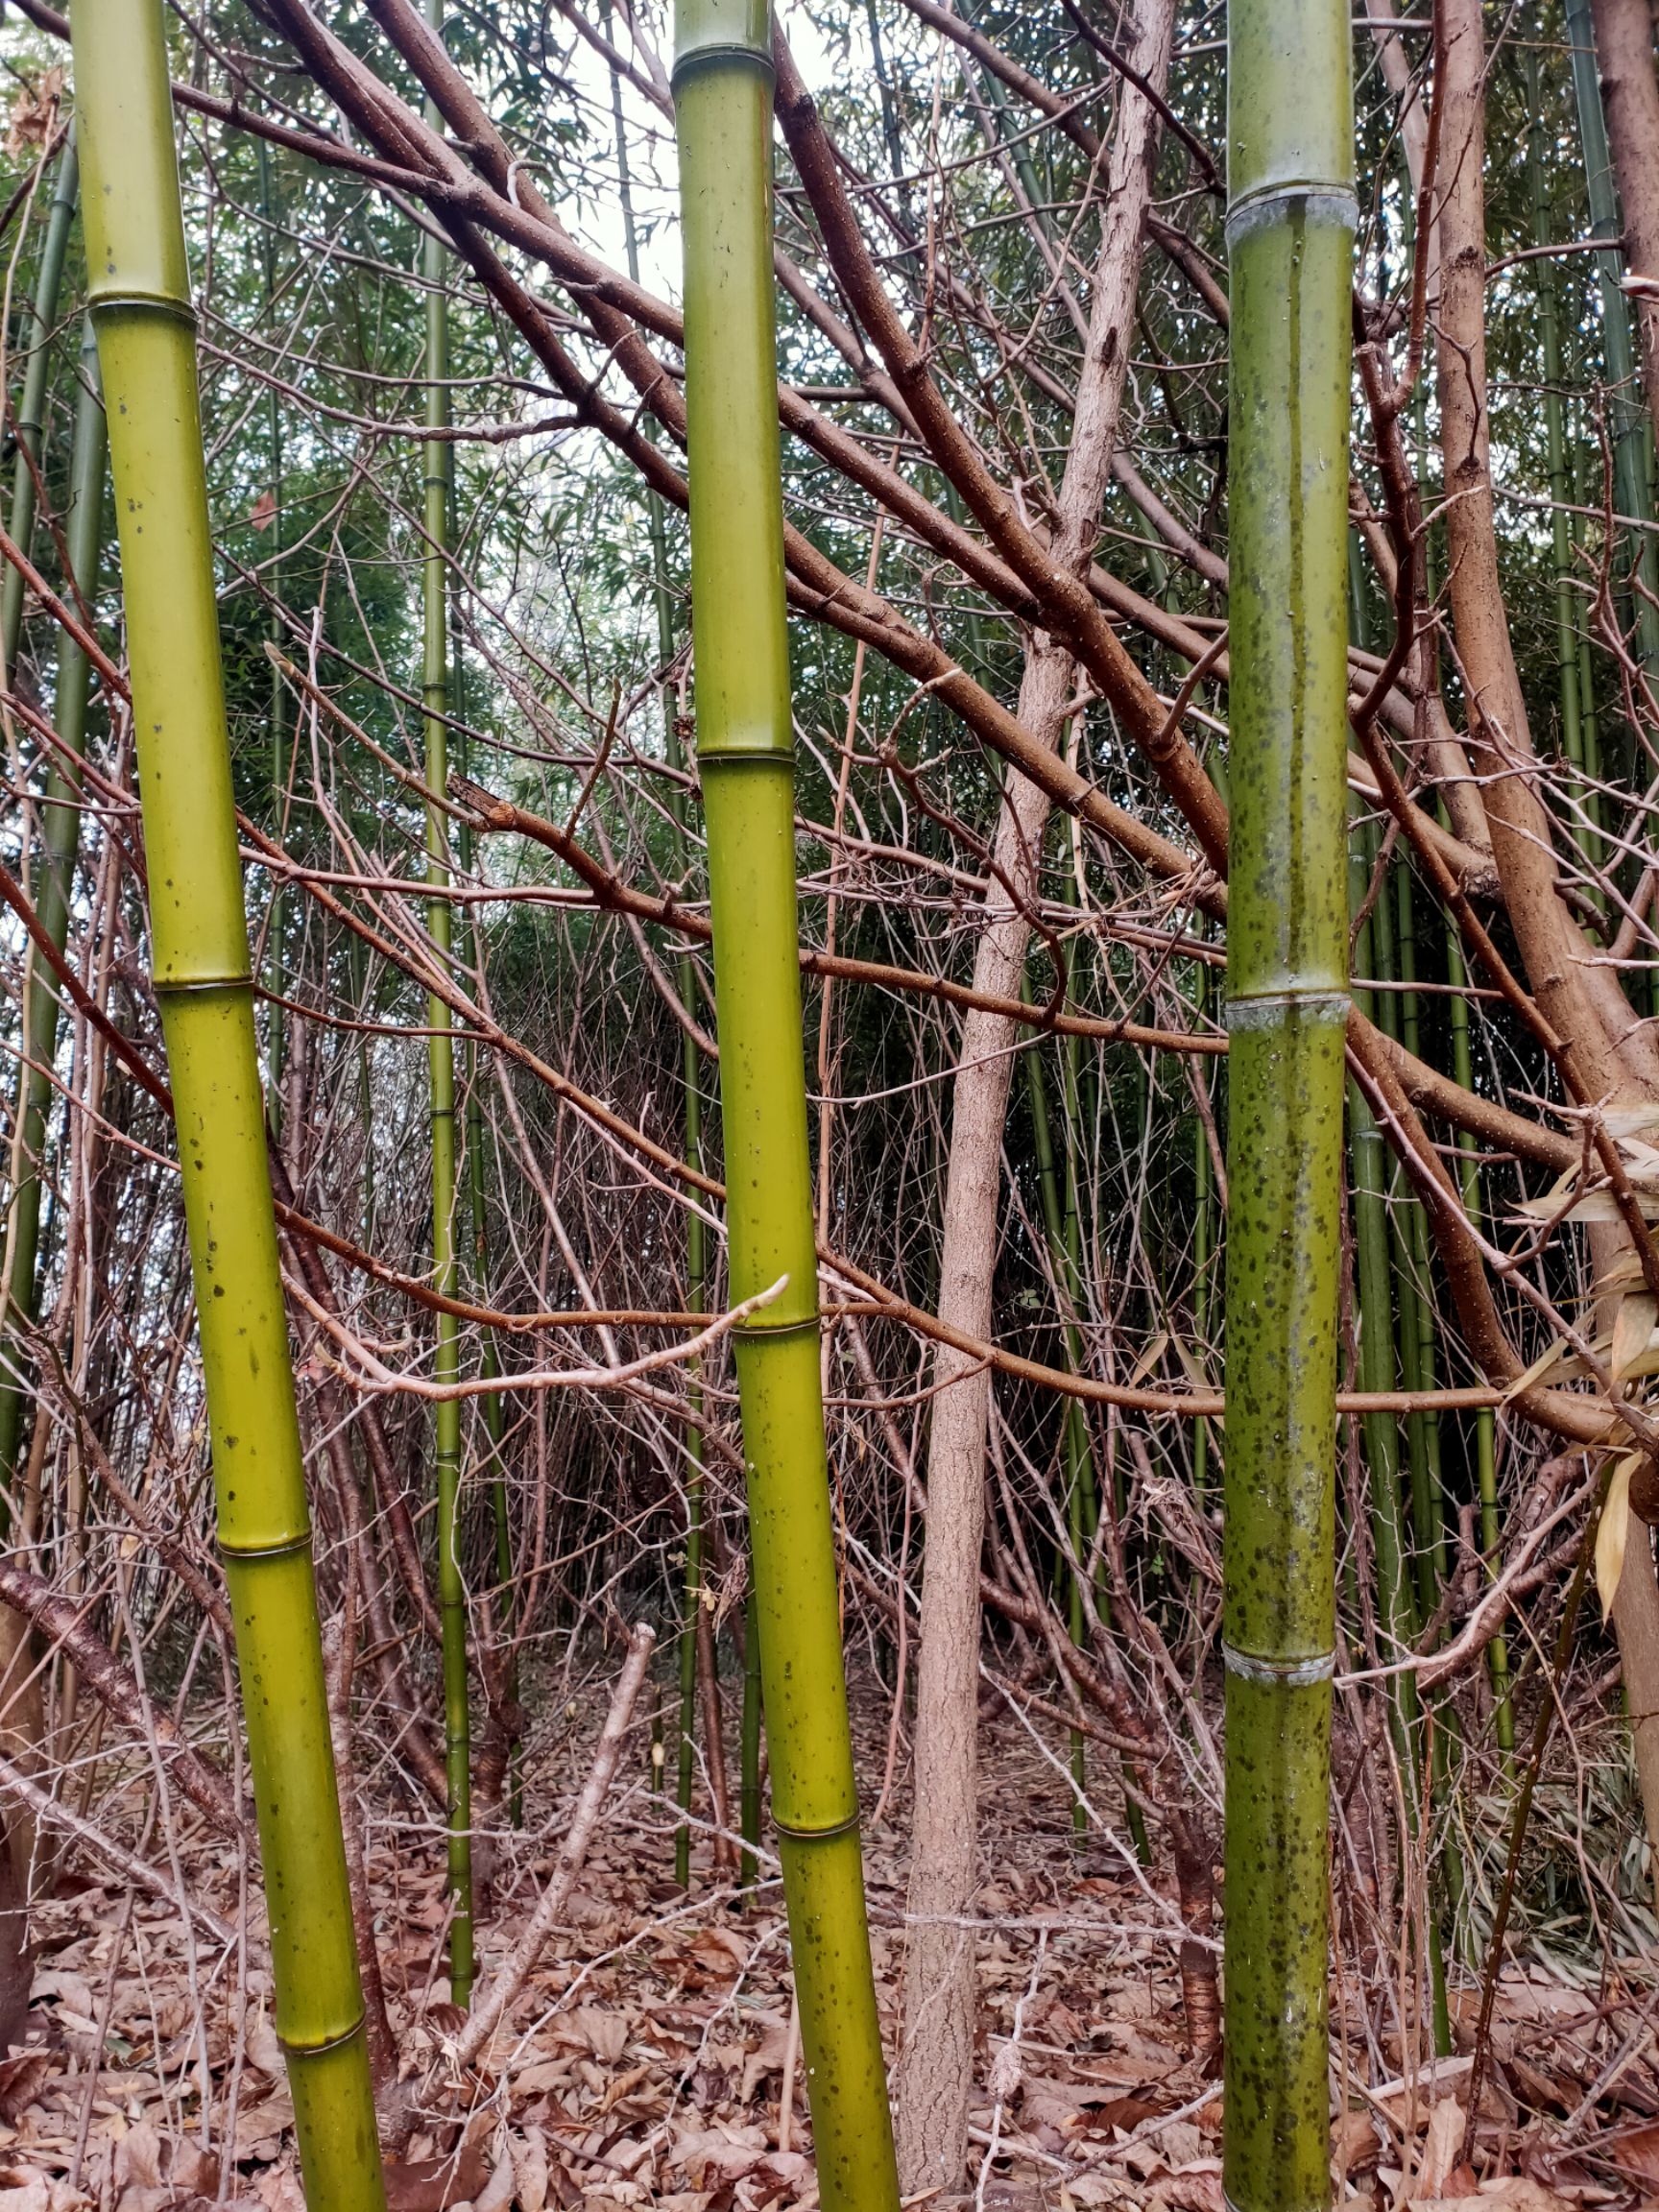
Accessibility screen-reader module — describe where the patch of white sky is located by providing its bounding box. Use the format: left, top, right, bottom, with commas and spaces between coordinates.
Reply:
484, 0, 871, 728
553, 0, 854, 315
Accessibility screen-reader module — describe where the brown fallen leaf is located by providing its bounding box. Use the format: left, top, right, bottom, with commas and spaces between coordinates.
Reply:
1611, 2121, 1659, 2194
382, 2143, 492, 2212
670, 2121, 772, 2184
247, 491, 278, 534
4, 68, 63, 156
1146, 2159, 1224, 2212
688, 1929, 748, 1980
1330, 2107, 1379, 2185
737, 2011, 790, 2103
1095, 2092, 1166, 2133
1410, 2182, 1568, 2212
0, 2050, 52, 2124
511, 2126, 550, 2212
548, 2007, 628, 2064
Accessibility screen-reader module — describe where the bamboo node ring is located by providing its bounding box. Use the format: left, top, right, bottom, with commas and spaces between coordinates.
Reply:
1221, 1643, 1335, 1687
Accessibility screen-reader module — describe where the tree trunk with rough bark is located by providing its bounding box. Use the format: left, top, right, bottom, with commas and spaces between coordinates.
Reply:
893, 0, 1173, 2183
1435, 0, 1658, 1101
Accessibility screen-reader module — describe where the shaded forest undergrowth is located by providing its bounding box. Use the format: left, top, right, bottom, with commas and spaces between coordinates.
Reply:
0, 1662, 1649, 2212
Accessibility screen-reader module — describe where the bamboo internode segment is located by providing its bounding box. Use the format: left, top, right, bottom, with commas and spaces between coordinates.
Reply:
1222, 0, 1355, 2200
674, 2, 900, 2205
71, 2, 387, 2203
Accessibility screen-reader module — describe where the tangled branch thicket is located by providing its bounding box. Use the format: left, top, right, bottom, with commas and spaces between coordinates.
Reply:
4, 0, 1659, 2200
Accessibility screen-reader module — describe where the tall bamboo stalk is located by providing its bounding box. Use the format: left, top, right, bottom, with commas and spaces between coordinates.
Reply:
1388, 862, 1467, 1974
71, 4, 385, 2200
420, 0, 474, 2004
1348, 834, 1450, 2049
454, 654, 516, 1826
0, 315, 105, 1513
257, 139, 289, 1129
1190, 937, 1216, 1503
1222, 0, 1353, 2196
674, 4, 899, 2200
739, 1586, 761, 1896
1527, 49, 1588, 817
1022, 1004, 1094, 1837
0, 128, 77, 683
1446, 934, 1514, 1761
1564, 0, 1659, 678
601, 27, 713, 1889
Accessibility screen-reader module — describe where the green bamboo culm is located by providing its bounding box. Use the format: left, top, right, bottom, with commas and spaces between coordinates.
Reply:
421, 0, 474, 2007
1525, 50, 1584, 783
1445, 933, 1515, 1763
257, 138, 289, 1130
0, 315, 106, 1510
673, 5, 900, 2202
1021, 973, 1160, 1863
70, 4, 387, 2201
1564, 0, 1659, 681
1222, 0, 1354, 2197
739, 1586, 762, 1897
673, 849, 709, 1895
1022, 1017, 1093, 1839
603, 20, 712, 1891
1, 126, 78, 682
1347, 832, 1451, 2054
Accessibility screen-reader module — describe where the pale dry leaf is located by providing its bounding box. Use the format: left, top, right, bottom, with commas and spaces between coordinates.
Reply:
512, 2127, 550, 2212
1416, 2099, 1463, 2198
1597, 1455, 1637, 1620
1146, 2161, 1223, 2212
671, 2122, 771, 2182
1512, 1186, 1649, 1224
553, 2006, 628, 2063
30, 1970, 93, 2019
232, 2089, 296, 2160
737, 2012, 790, 2103
1501, 1334, 1576, 1402
1612, 1293, 1659, 1381
245, 2000, 285, 2078
1604, 1105, 1659, 1141
113, 2121, 163, 2190
509, 2057, 568, 2097
1126, 1330, 1169, 1388
988, 2039, 1023, 2103
254, 2166, 306, 2212
469, 2149, 517, 2212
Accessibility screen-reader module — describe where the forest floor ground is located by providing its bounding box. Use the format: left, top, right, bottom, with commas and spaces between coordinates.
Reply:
0, 1656, 1654, 2212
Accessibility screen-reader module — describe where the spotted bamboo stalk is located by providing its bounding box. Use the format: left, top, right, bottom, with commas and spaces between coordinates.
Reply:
1222, 0, 1354, 2192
